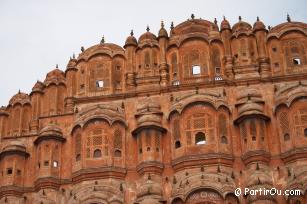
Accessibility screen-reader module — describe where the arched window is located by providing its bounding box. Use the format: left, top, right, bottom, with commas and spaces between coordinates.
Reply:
195, 132, 206, 145
52, 161, 59, 168
304, 128, 307, 138
114, 149, 122, 157
250, 120, 257, 141
284, 133, 290, 141
75, 133, 82, 161
76, 154, 81, 161
221, 136, 228, 144
144, 51, 150, 68
93, 149, 102, 158
175, 140, 181, 149
114, 128, 122, 150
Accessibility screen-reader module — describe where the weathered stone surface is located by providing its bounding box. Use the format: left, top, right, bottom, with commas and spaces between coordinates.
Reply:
0, 16, 307, 204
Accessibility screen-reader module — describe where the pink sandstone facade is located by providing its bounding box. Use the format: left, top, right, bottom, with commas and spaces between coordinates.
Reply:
0, 15, 307, 204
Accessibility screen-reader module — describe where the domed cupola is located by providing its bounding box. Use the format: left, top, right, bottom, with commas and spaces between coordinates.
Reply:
232, 16, 253, 36
65, 54, 77, 73
158, 21, 168, 39
124, 30, 138, 48
31, 80, 45, 94
138, 26, 159, 47
0, 106, 8, 117
209, 18, 221, 42
9, 91, 31, 107
44, 65, 66, 86
34, 123, 65, 145
0, 140, 29, 159
220, 16, 231, 31
253, 16, 266, 32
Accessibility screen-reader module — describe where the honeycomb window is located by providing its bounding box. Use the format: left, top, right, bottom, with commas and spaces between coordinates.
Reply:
293, 58, 301, 65
192, 65, 201, 75
172, 80, 180, 86
93, 149, 102, 158
44, 161, 49, 166
175, 140, 181, 149
96, 80, 104, 88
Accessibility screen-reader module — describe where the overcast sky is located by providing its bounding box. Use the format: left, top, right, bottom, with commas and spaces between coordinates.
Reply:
0, 0, 306, 106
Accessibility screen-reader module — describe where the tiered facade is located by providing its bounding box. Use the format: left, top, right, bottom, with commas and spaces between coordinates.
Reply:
0, 15, 307, 204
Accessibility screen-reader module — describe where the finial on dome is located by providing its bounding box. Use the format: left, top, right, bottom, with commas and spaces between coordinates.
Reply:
287, 13, 291, 22
170, 21, 174, 30
257, 16, 260, 21
130, 29, 134, 36
223, 16, 226, 20
81, 46, 85, 52
56, 64, 58, 69
214, 18, 217, 25
191, 13, 195, 20
268, 25, 271, 30
73, 53, 75, 59
69, 56, 72, 60
100, 35, 105, 44
146, 25, 150, 32
161, 20, 164, 28
18, 89, 21, 94
239, 16, 242, 21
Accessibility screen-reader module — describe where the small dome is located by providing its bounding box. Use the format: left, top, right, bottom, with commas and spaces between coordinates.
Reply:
138, 26, 158, 44
253, 17, 266, 31
124, 30, 137, 48
220, 16, 231, 31
78, 42, 125, 60
0, 106, 8, 116
9, 91, 31, 106
39, 123, 63, 137
31, 80, 45, 93
232, 16, 252, 33
66, 57, 77, 70
158, 21, 168, 38
44, 66, 66, 86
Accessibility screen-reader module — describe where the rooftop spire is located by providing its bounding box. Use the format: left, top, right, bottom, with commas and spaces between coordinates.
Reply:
81, 46, 85, 52
191, 13, 195, 20
223, 16, 226, 21
100, 35, 105, 44
287, 13, 291, 22
161, 20, 164, 28
56, 64, 58, 69
130, 29, 134, 36
146, 25, 150, 32
239, 16, 242, 21
214, 18, 217, 25
170, 21, 174, 30
257, 16, 260, 21
73, 53, 75, 59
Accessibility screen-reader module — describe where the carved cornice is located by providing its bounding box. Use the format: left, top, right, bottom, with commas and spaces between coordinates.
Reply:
241, 150, 271, 165
172, 153, 234, 172
34, 177, 62, 191
280, 147, 307, 164
72, 167, 126, 184
0, 185, 24, 199
136, 161, 164, 175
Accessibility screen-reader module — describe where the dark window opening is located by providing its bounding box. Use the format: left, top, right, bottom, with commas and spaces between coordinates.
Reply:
272, 47, 277, 52
44, 161, 49, 167
252, 136, 256, 141
139, 148, 143, 154
195, 132, 206, 145
80, 84, 85, 89
38, 162, 41, 168
147, 147, 151, 152
293, 58, 301, 65
274, 63, 279, 68
76, 154, 81, 162
234, 54, 238, 58
261, 137, 265, 142
156, 147, 159, 152
114, 150, 122, 157
244, 138, 247, 144
7, 168, 13, 175
242, 52, 247, 56
116, 65, 121, 70
175, 141, 181, 149
304, 128, 307, 137
221, 136, 228, 144
96, 80, 104, 88
93, 149, 102, 158
16, 169, 21, 175
284, 133, 290, 141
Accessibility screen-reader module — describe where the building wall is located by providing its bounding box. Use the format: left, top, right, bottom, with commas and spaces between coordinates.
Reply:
0, 17, 307, 204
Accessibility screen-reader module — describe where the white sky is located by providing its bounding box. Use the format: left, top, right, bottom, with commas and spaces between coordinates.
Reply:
0, 0, 306, 106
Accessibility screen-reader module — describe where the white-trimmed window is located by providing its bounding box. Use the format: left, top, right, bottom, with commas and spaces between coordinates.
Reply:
96, 80, 104, 88
293, 58, 301, 65
192, 65, 201, 75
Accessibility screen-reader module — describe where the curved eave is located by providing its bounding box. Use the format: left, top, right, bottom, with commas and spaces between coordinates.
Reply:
0, 149, 29, 160
234, 113, 270, 125
34, 134, 66, 145
132, 124, 167, 136
65, 67, 78, 76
